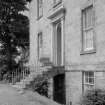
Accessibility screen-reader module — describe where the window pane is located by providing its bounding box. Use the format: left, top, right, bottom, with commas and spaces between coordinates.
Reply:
38, 0, 43, 18
84, 29, 93, 51
89, 71, 94, 77
84, 84, 94, 91
39, 7, 43, 17
84, 72, 89, 83
89, 77, 94, 84
86, 6, 93, 28
87, 29, 93, 49
83, 31, 87, 50
84, 71, 89, 77
82, 6, 93, 28
82, 11, 86, 29
85, 77, 89, 83
83, 6, 93, 28
84, 71, 94, 84
38, 33, 43, 48
38, 33, 43, 59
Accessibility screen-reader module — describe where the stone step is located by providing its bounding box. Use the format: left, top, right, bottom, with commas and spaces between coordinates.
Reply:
13, 67, 48, 90
13, 72, 38, 89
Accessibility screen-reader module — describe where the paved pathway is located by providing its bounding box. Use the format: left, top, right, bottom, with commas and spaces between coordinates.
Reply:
0, 84, 60, 105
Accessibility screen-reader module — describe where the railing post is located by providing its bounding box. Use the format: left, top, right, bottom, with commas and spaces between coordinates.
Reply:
10, 66, 30, 84
11, 72, 13, 84
14, 71, 16, 84
24, 67, 25, 79
17, 68, 18, 81
23, 68, 24, 79
16, 69, 17, 82
12, 72, 14, 84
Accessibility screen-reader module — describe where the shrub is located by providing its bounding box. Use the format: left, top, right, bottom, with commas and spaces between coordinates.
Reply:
81, 89, 105, 105
26, 75, 49, 98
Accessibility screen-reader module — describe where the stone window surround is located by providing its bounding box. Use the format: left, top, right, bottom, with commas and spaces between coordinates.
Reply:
48, 5, 65, 66
53, 20, 62, 66
52, 17, 65, 66
80, 0, 96, 55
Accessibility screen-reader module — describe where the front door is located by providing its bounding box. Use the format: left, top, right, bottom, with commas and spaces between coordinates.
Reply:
56, 22, 62, 66
53, 74, 66, 104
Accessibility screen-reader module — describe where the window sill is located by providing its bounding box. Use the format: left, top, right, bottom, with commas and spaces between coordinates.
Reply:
80, 49, 96, 55
84, 83, 94, 86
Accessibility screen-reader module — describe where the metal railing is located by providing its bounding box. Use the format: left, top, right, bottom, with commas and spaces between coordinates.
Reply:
10, 67, 30, 84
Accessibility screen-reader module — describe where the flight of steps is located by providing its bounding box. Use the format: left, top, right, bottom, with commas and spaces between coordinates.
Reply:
12, 66, 49, 90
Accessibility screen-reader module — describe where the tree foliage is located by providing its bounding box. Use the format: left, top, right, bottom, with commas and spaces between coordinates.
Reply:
0, 0, 31, 79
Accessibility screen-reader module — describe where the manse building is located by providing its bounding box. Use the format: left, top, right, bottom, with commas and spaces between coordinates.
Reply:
29, 0, 105, 105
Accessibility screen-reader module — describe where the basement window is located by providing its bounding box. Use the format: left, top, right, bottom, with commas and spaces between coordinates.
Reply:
83, 71, 94, 91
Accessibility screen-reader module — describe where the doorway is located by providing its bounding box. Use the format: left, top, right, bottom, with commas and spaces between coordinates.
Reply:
56, 22, 62, 66
53, 74, 66, 104
53, 21, 62, 66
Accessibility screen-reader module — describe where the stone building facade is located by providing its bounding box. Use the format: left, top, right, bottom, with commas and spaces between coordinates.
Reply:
29, 0, 105, 105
